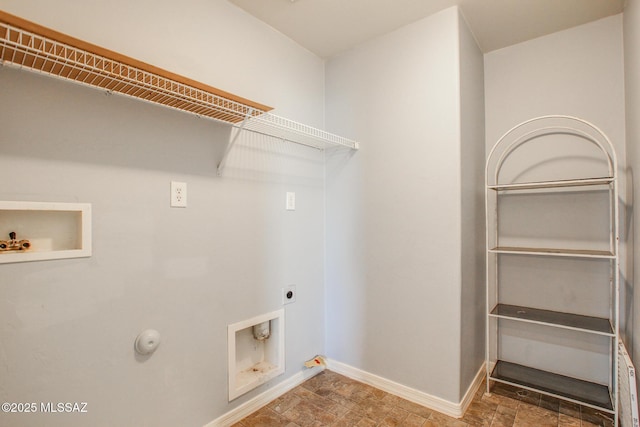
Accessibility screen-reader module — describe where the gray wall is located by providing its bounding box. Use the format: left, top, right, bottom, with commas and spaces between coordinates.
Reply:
0, 1, 328, 426
458, 12, 486, 396
325, 7, 485, 403
0, 66, 326, 427
485, 14, 625, 152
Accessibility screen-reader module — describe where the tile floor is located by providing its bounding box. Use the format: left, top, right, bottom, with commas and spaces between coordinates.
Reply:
234, 369, 615, 427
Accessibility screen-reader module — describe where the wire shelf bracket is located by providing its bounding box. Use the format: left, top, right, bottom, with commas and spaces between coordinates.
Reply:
218, 108, 253, 176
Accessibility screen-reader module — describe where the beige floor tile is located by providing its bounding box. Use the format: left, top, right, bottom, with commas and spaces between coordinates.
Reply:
461, 400, 498, 427
425, 411, 469, 427
390, 396, 433, 419
559, 401, 581, 418
379, 406, 410, 426
481, 391, 520, 410
513, 404, 558, 427
357, 396, 395, 422
403, 413, 429, 427
355, 417, 377, 427
331, 419, 359, 427
268, 393, 303, 415
243, 407, 299, 426
558, 413, 582, 427
489, 405, 516, 427
332, 409, 364, 426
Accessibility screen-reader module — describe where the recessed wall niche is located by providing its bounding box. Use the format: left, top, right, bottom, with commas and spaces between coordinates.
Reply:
227, 309, 284, 401
0, 201, 91, 264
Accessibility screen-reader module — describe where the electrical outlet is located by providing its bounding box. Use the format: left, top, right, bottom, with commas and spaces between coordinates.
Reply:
171, 181, 187, 207
283, 285, 296, 305
286, 192, 295, 211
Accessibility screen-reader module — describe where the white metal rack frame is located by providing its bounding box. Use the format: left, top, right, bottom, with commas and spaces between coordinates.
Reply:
485, 115, 620, 425
0, 10, 359, 175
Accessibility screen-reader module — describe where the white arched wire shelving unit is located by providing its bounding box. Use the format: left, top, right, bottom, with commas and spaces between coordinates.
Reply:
485, 116, 619, 425
0, 10, 359, 176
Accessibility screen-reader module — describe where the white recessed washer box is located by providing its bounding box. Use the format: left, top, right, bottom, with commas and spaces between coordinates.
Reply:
0, 201, 91, 264
227, 309, 285, 401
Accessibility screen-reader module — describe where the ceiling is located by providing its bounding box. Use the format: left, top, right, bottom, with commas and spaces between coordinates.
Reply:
229, 0, 625, 58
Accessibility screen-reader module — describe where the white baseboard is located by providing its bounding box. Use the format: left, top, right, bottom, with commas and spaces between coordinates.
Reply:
459, 362, 486, 415
327, 359, 486, 418
204, 368, 323, 427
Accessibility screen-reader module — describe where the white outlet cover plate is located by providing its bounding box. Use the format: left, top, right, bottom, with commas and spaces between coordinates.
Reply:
286, 192, 295, 211
171, 181, 187, 208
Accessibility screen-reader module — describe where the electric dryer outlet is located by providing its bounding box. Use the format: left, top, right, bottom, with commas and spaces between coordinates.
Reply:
282, 285, 296, 305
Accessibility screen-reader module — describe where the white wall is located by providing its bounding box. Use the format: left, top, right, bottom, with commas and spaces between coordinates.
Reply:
325, 7, 485, 404
0, 1, 327, 426
624, 0, 640, 380
484, 15, 626, 382
485, 14, 625, 154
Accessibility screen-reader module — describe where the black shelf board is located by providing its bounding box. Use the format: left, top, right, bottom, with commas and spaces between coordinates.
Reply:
490, 360, 613, 411
490, 304, 613, 335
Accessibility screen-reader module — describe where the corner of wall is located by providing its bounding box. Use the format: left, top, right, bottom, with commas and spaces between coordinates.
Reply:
456, 7, 487, 403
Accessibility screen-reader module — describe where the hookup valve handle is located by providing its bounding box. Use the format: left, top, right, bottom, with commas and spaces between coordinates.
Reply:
0, 231, 31, 252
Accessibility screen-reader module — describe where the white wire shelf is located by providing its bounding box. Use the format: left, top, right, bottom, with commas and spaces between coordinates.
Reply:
240, 113, 360, 150
0, 11, 359, 156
